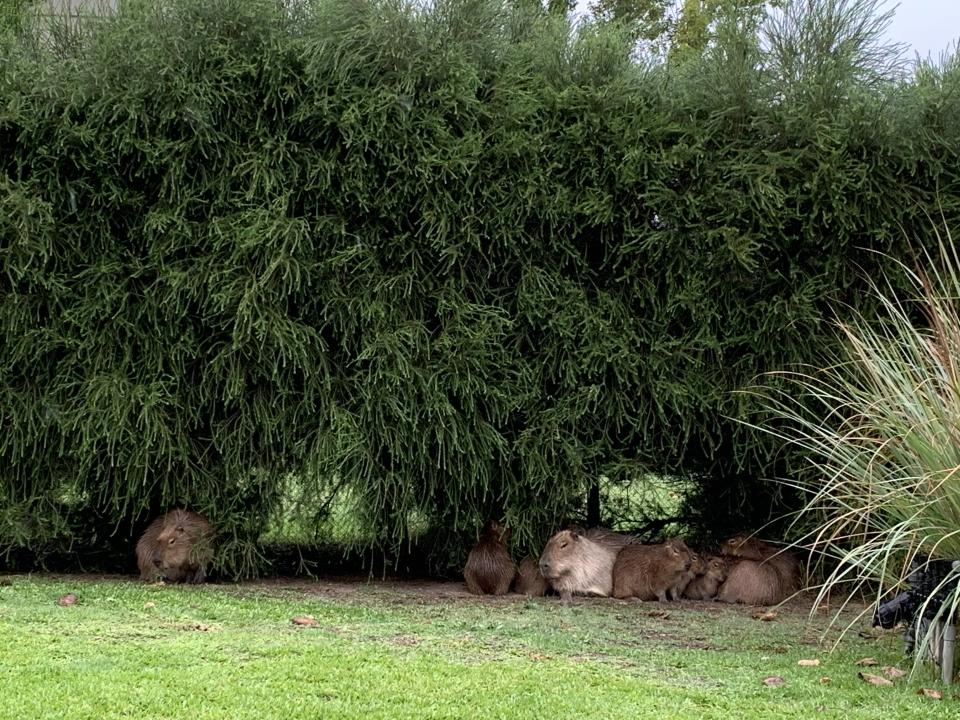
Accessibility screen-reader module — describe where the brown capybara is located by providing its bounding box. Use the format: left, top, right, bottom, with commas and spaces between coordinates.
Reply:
538, 529, 620, 602
514, 555, 549, 597
671, 552, 705, 600
683, 554, 729, 600
717, 558, 788, 605
136, 509, 214, 584
464, 520, 515, 595
720, 533, 801, 597
612, 538, 694, 601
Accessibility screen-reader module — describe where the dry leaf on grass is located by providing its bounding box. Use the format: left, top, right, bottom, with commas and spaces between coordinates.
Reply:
647, 610, 670, 619
752, 610, 778, 622
56, 593, 78, 606
291, 615, 317, 627
882, 666, 906, 679
143, 601, 156, 609
798, 659, 821, 667
858, 672, 893, 687
917, 688, 942, 700
854, 657, 878, 666
819, 677, 831, 684
762, 676, 785, 687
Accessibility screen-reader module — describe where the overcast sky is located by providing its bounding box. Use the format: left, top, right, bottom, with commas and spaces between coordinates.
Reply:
573, 1, 959, 60
885, 0, 960, 59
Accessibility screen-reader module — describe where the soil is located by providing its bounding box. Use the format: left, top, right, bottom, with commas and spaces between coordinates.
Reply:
3, 570, 838, 620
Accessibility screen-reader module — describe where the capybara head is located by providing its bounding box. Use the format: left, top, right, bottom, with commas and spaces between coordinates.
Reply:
136, 509, 214, 584
514, 555, 549, 597
703, 555, 728, 582
683, 554, 729, 600
464, 519, 515, 595
539, 529, 619, 601
663, 538, 694, 571
481, 519, 510, 545
721, 533, 787, 560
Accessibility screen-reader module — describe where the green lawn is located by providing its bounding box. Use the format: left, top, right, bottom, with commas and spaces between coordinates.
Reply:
0, 575, 953, 719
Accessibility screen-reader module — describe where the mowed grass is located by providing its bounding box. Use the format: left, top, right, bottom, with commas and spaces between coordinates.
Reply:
0, 576, 954, 719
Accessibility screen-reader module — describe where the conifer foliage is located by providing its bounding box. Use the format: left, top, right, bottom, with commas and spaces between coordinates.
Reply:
1, 0, 958, 575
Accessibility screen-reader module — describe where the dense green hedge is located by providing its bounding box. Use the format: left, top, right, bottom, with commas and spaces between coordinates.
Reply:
2, 0, 959, 576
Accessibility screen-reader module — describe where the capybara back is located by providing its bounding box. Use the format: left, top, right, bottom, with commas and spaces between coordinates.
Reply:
717, 558, 787, 605
721, 533, 801, 596
612, 538, 693, 601
136, 509, 214, 584
464, 520, 515, 595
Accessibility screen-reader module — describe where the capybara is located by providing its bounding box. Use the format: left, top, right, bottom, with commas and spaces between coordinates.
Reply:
671, 552, 705, 600
612, 538, 694, 601
538, 529, 620, 601
717, 558, 789, 605
720, 533, 801, 597
683, 554, 729, 600
136, 509, 214, 584
514, 555, 549, 597
464, 520, 515, 595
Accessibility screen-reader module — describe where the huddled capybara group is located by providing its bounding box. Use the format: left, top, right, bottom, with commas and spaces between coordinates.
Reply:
136, 508, 215, 584
464, 520, 802, 607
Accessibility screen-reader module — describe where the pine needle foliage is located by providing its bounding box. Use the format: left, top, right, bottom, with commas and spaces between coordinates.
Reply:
1, 0, 959, 575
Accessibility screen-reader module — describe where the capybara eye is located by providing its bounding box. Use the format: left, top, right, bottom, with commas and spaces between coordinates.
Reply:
559, 542, 567, 549
168, 537, 175, 545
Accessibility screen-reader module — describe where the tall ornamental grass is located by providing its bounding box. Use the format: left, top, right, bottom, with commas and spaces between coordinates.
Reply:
746, 232, 960, 657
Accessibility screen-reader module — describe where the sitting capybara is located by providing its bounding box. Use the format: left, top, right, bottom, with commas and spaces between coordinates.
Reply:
612, 538, 694, 601
136, 509, 214, 584
671, 552, 705, 600
683, 554, 728, 600
538, 529, 620, 601
464, 519, 515, 595
514, 555, 549, 597
720, 533, 801, 599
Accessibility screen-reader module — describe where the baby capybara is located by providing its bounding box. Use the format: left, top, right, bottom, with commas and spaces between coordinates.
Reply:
514, 555, 549, 597
464, 520, 515, 595
671, 552, 705, 600
136, 509, 214, 584
612, 538, 694, 601
538, 529, 620, 601
683, 554, 728, 600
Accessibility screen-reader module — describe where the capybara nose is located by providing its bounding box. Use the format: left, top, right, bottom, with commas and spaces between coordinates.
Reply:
539, 561, 550, 575
153, 558, 162, 568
